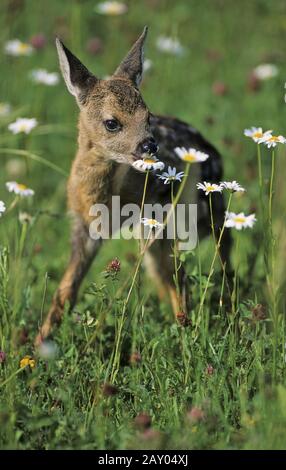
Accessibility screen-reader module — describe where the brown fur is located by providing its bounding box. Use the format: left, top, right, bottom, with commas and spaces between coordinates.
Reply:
35, 29, 231, 346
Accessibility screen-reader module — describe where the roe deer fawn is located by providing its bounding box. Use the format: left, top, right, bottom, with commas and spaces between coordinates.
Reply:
35, 27, 231, 346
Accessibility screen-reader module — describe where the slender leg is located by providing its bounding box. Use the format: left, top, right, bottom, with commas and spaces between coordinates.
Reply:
35, 215, 101, 346
144, 251, 168, 301
145, 238, 190, 317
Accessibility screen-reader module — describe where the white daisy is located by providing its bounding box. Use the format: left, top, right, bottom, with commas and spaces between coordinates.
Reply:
30, 69, 59, 86
133, 155, 165, 172
253, 64, 278, 81
0, 201, 6, 217
220, 181, 246, 192
143, 59, 153, 73
175, 147, 209, 164
261, 133, 286, 148
156, 36, 185, 55
8, 117, 38, 134
6, 181, 35, 197
95, 1, 128, 15
4, 39, 33, 56
157, 166, 185, 184
197, 181, 223, 196
244, 127, 272, 143
225, 212, 256, 230
141, 218, 163, 229
0, 102, 12, 117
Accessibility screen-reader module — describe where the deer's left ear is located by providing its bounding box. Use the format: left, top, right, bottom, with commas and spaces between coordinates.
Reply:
113, 26, 148, 87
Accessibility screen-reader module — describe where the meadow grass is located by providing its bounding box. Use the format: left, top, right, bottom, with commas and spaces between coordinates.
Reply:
0, 0, 286, 450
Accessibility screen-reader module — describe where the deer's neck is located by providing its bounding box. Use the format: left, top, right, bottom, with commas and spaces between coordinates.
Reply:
68, 125, 116, 218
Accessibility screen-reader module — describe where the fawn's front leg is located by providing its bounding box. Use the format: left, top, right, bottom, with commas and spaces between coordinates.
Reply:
35, 215, 101, 346
145, 237, 190, 318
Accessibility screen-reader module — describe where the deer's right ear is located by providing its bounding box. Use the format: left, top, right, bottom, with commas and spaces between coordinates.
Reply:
56, 38, 97, 106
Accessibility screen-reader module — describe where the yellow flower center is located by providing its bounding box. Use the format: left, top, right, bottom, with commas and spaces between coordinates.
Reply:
18, 43, 30, 53
182, 153, 197, 162
19, 124, 28, 132
252, 132, 263, 138
148, 219, 157, 225
268, 135, 279, 142
206, 185, 216, 191
17, 184, 27, 191
106, 3, 122, 14
143, 158, 156, 165
234, 217, 246, 223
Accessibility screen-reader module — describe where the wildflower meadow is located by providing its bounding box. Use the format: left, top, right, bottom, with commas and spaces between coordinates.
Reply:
1, 0, 286, 452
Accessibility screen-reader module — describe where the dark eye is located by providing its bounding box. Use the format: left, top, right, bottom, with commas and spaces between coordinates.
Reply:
104, 119, 121, 132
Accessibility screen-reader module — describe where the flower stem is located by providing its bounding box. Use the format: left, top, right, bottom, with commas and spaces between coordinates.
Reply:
209, 193, 216, 244
110, 231, 151, 383
148, 162, 191, 248
196, 193, 233, 330
0, 367, 26, 389
268, 149, 275, 226
171, 182, 180, 300
139, 170, 149, 251
267, 149, 278, 380
257, 143, 263, 189
209, 192, 232, 299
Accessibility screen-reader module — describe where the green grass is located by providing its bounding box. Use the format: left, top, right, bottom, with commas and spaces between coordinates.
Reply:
1, 0, 286, 450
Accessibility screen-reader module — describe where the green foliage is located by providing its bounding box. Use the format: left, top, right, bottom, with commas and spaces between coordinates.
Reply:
0, 0, 286, 450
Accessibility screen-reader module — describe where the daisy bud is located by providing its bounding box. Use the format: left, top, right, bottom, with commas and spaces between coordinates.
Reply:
134, 412, 152, 430
19, 212, 33, 224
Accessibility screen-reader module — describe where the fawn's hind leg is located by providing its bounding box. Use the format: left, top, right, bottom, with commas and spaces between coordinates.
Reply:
145, 238, 190, 317
35, 215, 101, 346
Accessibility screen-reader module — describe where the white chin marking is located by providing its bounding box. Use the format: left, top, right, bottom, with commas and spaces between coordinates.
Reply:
112, 155, 130, 164
133, 166, 145, 172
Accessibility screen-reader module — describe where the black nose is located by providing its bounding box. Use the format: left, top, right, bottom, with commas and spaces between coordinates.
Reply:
141, 138, 158, 155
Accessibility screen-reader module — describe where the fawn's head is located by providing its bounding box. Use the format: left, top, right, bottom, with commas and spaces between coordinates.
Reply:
56, 27, 158, 165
